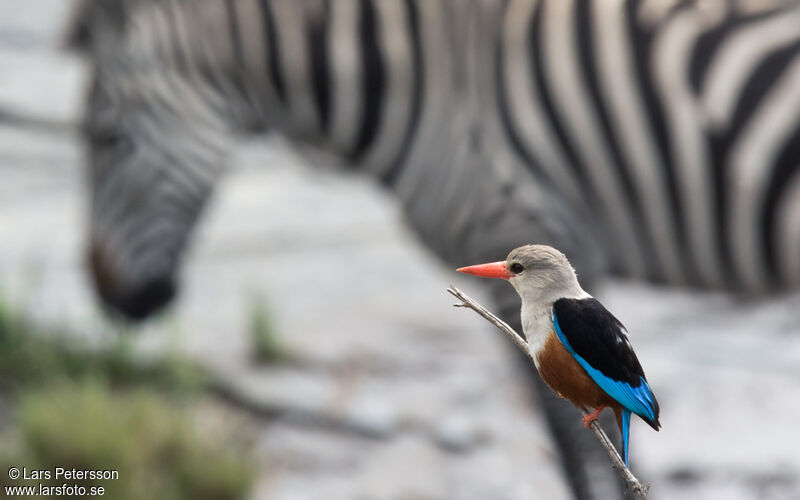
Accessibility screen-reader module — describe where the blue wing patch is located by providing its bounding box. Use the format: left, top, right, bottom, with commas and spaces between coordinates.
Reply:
553, 312, 657, 423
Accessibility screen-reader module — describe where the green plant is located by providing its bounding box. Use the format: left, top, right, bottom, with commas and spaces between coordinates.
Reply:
0, 295, 256, 499
248, 298, 289, 364
0, 381, 254, 500
0, 297, 202, 393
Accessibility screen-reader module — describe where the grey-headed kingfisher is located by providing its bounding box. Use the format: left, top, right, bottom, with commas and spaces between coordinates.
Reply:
458, 244, 660, 466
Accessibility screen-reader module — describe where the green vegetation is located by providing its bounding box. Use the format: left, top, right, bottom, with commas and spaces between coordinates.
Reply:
0, 298, 201, 393
249, 297, 290, 364
0, 297, 256, 500
0, 382, 254, 500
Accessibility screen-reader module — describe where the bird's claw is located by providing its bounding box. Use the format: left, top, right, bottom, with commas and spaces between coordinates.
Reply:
581, 405, 606, 429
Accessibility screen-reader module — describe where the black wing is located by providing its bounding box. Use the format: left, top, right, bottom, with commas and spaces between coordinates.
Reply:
552, 297, 660, 427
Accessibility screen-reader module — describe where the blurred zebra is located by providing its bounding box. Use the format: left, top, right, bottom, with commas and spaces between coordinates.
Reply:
70, 0, 800, 498
72, 0, 800, 318
71, 0, 607, 319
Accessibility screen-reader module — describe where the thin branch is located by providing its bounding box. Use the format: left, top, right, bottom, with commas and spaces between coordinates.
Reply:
447, 285, 651, 499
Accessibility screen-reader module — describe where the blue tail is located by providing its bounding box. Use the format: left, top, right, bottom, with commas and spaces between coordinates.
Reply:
621, 409, 631, 467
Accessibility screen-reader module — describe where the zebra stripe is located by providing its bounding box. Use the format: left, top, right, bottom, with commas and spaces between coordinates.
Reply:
653, 7, 726, 286
272, 0, 321, 135
360, 0, 414, 177
72, 0, 800, 291
74, 0, 800, 304
729, 56, 800, 290
327, 0, 363, 152
777, 171, 800, 285
539, 0, 650, 279
500, 0, 587, 209
701, 8, 800, 130
592, 0, 687, 284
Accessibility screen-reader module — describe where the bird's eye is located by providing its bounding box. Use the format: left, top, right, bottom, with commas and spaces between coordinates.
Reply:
509, 263, 524, 274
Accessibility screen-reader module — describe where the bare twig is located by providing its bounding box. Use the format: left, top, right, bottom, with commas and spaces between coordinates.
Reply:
447, 285, 651, 499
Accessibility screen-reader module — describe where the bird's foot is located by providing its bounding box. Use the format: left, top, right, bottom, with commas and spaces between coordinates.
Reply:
581, 405, 607, 429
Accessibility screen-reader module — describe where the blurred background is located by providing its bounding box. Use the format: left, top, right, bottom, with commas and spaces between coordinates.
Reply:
1, 1, 800, 499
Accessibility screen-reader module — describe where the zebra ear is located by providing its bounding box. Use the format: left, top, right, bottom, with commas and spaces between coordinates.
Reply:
64, 0, 129, 52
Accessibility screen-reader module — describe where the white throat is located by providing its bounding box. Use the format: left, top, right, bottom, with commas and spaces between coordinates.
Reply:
518, 284, 590, 365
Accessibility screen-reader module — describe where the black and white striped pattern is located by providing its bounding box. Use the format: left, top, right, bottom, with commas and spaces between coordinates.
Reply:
498, 0, 800, 292
74, 0, 800, 300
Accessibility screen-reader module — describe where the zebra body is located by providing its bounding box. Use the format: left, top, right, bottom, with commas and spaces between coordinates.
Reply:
500, 0, 800, 292
76, 0, 800, 302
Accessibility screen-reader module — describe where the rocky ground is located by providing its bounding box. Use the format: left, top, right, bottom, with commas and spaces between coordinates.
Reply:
2, 2, 800, 499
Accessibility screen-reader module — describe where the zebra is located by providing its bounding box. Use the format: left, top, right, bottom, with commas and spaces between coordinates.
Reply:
69, 0, 800, 498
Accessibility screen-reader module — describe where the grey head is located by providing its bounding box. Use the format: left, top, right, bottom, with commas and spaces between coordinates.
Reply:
458, 244, 590, 304
505, 245, 588, 304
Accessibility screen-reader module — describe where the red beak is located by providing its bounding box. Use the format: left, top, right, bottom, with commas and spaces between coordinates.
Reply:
456, 261, 512, 279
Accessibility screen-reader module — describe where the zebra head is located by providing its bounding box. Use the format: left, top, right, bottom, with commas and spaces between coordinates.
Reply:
84, 83, 233, 320
73, 0, 238, 320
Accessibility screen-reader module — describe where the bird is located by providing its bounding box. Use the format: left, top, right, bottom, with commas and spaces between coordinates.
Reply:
457, 244, 660, 467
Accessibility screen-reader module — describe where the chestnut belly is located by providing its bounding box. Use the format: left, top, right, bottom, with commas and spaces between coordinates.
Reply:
535, 332, 619, 411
